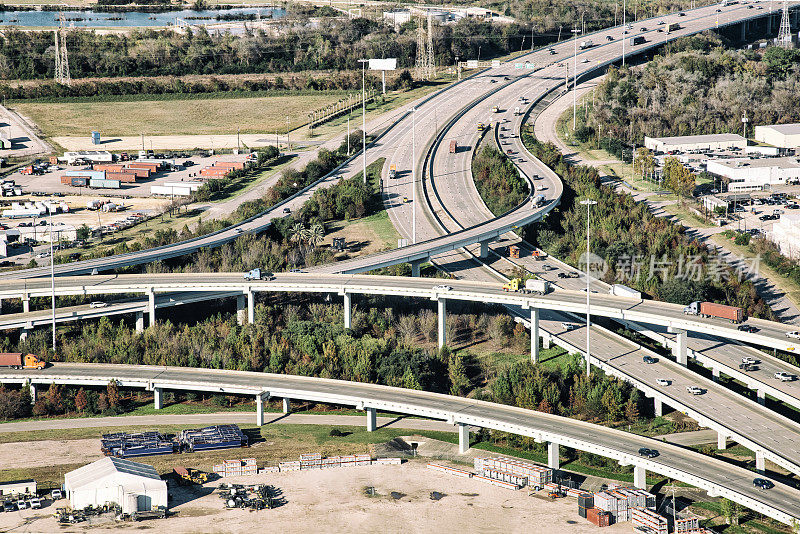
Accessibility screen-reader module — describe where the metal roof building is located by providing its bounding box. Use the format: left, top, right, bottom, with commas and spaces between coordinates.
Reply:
0, 479, 36, 496
64, 457, 167, 514
706, 157, 800, 192
644, 133, 747, 153
755, 123, 800, 149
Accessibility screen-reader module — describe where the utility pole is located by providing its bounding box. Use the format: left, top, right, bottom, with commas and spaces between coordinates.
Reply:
778, 0, 791, 48
622, 0, 627, 66
572, 28, 581, 130
359, 58, 368, 184
49, 208, 56, 354
286, 115, 290, 151
580, 199, 597, 375
347, 116, 350, 155
412, 107, 417, 244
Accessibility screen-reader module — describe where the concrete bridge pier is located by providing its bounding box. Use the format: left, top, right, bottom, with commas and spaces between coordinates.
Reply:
478, 240, 490, 258
20, 326, 30, 341
547, 442, 560, 470
741, 20, 746, 41
147, 288, 156, 328
256, 392, 270, 426
154, 387, 163, 410
531, 307, 540, 363
756, 388, 766, 406
247, 290, 255, 324
634, 465, 647, 489
669, 327, 687, 366
28, 382, 36, 404
458, 423, 470, 454
343, 292, 352, 329
282, 398, 291, 414
718, 432, 728, 450
22, 295, 29, 314
236, 295, 247, 325
366, 407, 377, 432
135, 312, 145, 333
410, 259, 424, 277
437, 298, 447, 349
712, 368, 720, 382
755, 450, 766, 473
654, 397, 663, 418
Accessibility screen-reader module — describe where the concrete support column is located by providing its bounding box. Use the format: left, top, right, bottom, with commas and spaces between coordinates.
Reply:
671, 328, 687, 366
654, 397, 663, 418
531, 307, 540, 363
0, 297, 3, 313
717, 432, 727, 450
28, 383, 36, 405
458, 423, 470, 454
478, 240, 490, 258
755, 450, 765, 473
768, 13, 773, 33
542, 335, 551, 350
741, 20, 746, 41
282, 398, 291, 414
147, 288, 156, 328
343, 292, 352, 329
22, 296, 29, 314
712, 368, 720, 382
154, 387, 163, 410
20, 328, 29, 341
756, 389, 766, 406
247, 290, 255, 324
410, 259, 423, 278
547, 442, 560, 470
633, 465, 647, 489
256, 393, 264, 427
366, 407, 377, 432
437, 298, 447, 349
236, 295, 247, 326
135, 312, 145, 333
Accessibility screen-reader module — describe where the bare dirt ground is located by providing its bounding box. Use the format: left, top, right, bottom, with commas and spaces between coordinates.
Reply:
0, 438, 101, 469
0, 461, 630, 534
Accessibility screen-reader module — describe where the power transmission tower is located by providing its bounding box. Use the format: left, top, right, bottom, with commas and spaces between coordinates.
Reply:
425, 14, 435, 79
415, 15, 427, 80
778, 0, 793, 48
54, 13, 70, 85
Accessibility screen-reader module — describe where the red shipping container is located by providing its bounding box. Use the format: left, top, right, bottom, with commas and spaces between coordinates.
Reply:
94, 164, 126, 172
587, 507, 611, 527
126, 168, 151, 178
128, 162, 159, 172
62, 175, 90, 185
213, 161, 245, 170
107, 172, 137, 183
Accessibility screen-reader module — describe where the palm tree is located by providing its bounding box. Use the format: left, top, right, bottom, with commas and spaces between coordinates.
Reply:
307, 223, 325, 249
290, 222, 305, 245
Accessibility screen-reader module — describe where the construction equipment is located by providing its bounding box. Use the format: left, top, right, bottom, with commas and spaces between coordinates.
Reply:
509, 245, 520, 259
174, 466, 209, 485
531, 249, 547, 260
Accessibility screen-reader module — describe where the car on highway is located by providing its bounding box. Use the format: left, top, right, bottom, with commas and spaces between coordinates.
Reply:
657, 20, 665, 25
656, 378, 671, 386
37, 251, 50, 258
753, 478, 774, 490
638, 447, 659, 458
506, 149, 513, 155
643, 356, 657, 364
786, 331, 800, 339
403, 196, 410, 203
775, 371, 796, 382
535, 184, 547, 191
686, 386, 704, 395
739, 362, 757, 372
235, 228, 243, 234
557, 272, 580, 278
606, 35, 614, 41
640, 26, 647, 31
283, 207, 291, 214
89, 301, 108, 309
741, 356, 760, 365
581, 58, 589, 63
562, 322, 577, 331
432, 285, 452, 292
678, 11, 685, 15
533, 174, 543, 180
737, 324, 758, 332
542, 264, 556, 271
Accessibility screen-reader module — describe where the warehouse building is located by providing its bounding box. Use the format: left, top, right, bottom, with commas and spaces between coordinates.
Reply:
706, 157, 800, 192
755, 123, 800, 149
644, 133, 747, 154
771, 211, 800, 260
64, 457, 167, 514
0, 479, 36, 496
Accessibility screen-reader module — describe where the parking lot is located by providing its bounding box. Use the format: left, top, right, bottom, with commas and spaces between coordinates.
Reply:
718, 191, 799, 236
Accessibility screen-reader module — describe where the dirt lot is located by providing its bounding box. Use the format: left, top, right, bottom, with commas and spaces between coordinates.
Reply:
0, 461, 630, 534
0, 438, 101, 469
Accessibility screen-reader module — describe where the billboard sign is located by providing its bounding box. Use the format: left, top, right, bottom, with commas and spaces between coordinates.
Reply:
369, 58, 397, 71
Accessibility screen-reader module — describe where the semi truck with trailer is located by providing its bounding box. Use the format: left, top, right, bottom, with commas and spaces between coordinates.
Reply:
630, 36, 646, 45
243, 268, 274, 281
683, 301, 744, 323
0, 353, 47, 370
502, 278, 551, 295
667, 23, 680, 33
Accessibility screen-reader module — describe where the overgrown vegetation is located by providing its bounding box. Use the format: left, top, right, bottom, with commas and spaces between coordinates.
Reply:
472, 145, 529, 215
522, 131, 773, 319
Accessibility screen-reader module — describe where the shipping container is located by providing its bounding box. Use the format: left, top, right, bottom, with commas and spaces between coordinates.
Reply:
586, 507, 612, 527
129, 161, 160, 172
127, 167, 151, 178
631, 508, 668, 534
71, 177, 88, 187
89, 178, 121, 189
683, 301, 744, 323
106, 172, 137, 183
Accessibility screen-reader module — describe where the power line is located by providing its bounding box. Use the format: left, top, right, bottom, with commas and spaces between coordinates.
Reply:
55, 13, 70, 85
777, 0, 792, 48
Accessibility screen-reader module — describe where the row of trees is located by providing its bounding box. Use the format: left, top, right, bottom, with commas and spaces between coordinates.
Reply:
524, 133, 773, 319
472, 145, 529, 215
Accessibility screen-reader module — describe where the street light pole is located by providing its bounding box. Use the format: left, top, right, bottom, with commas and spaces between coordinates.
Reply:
412, 107, 417, 244
286, 115, 290, 151
572, 28, 581, 130
359, 59, 368, 184
622, 0, 627, 66
580, 198, 598, 375
49, 208, 55, 354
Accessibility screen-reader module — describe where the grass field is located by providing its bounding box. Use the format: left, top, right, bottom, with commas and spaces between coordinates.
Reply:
13, 92, 351, 137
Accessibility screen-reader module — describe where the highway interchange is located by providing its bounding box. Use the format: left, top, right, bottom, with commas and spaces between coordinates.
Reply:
4, 0, 800, 524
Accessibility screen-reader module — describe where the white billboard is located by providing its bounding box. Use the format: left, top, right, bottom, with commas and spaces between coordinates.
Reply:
466, 60, 479, 69
369, 58, 397, 71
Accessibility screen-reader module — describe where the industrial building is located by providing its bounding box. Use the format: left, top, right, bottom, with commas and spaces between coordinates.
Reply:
706, 157, 800, 192
64, 457, 167, 514
644, 133, 747, 154
755, 123, 800, 149
0, 479, 36, 496
771, 211, 800, 260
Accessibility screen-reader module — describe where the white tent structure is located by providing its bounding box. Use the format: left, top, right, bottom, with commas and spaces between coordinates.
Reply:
64, 457, 167, 514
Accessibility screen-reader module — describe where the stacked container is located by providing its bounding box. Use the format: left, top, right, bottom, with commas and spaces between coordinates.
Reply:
578, 493, 593, 518
673, 514, 700, 532
300, 453, 323, 470
224, 459, 242, 477
242, 458, 257, 476
473, 456, 552, 488
472, 474, 520, 490
355, 454, 371, 466
586, 507, 612, 527
323, 456, 341, 469
427, 463, 472, 478
340, 455, 356, 468
278, 461, 301, 472
631, 508, 668, 534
